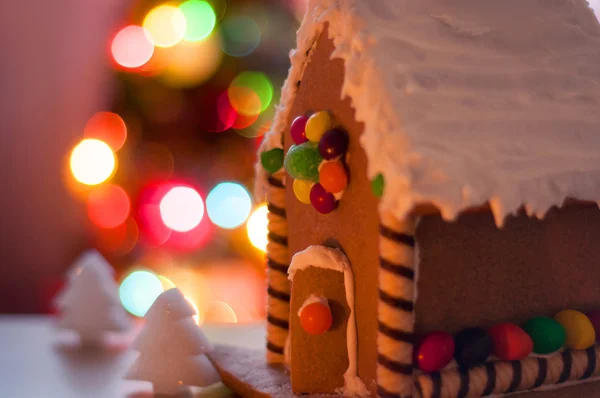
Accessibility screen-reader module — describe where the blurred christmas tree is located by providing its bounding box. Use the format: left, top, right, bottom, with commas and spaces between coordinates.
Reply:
62, 0, 307, 322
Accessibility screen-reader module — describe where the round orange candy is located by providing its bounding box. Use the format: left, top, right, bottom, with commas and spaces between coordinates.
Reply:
319, 162, 348, 194
300, 302, 332, 335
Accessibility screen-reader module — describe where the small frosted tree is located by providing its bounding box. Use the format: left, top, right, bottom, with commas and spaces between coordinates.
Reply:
53, 249, 115, 309
56, 250, 131, 345
126, 288, 220, 395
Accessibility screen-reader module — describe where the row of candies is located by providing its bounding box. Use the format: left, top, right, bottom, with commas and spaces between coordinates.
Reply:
260, 111, 349, 214
416, 309, 600, 373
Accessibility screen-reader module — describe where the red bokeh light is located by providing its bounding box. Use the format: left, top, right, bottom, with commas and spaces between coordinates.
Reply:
196, 90, 235, 133
217, 91, 259, 130
87, 184, 131, 229
84, 112, 128, 151
96, 217, 139, 256
136, 181, 213, 251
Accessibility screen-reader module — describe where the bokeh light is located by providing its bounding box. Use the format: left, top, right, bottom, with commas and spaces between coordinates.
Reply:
70, 139, 116, 186
236, 106, 273, 138
180, 0, 216, 42
220, 16, 261, 57
119, 270, 164, 317
143, 5, 187, 48
96, 217, 139, 256
230, 72, 273, 113
227, 86, 262, 117
156, 32, 223, 88
138, 204, 172, 247
206, 182, 252, 229
208, 0, 227, 21
84, 112, 127, 151
158, 275, 176, 290
87, 184, 131, 229
214, 91, 237, 132
111, 25, 154, 69
204, 300, 238, 324
247, 204, 269, 252
159, 186, 204, 232
186, 296, 201, 324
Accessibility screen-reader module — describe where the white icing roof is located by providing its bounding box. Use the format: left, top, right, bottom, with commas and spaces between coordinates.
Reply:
257, 0, 600, 225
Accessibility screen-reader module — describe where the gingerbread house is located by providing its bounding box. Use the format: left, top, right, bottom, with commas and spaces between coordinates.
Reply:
252, 1, 600, 397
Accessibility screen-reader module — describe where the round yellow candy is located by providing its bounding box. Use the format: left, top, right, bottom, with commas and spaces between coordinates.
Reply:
554, 309, 595, 349
305, 111, 332, 142
293, 179, 314, 204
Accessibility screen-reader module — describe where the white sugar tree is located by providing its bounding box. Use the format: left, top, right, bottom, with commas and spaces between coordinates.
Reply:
126, 288, 220, 395
53, 249, 115, 309
56, 249, 131, 345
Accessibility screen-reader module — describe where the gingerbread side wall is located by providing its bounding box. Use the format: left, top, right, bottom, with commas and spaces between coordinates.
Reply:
284, 28, 381, 393
414, 205, 600, 334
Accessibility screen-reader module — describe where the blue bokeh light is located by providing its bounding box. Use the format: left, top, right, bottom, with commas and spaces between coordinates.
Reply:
119, 270, 164, 317
206, 182, 252, 229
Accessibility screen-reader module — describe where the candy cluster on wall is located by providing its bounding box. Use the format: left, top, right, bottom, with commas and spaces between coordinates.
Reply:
415, 309, 600, 373
261, 111, 349, 214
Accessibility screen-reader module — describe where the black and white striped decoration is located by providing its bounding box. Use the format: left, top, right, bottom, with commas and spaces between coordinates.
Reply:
415, 345, 600, 398
377, 215, 418, 398
265, 169, 290, 363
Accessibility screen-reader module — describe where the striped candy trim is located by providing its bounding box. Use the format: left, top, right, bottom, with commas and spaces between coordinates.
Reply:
264, 170, 290, 364
377, 215, 418, 398
416, 345, 600, 398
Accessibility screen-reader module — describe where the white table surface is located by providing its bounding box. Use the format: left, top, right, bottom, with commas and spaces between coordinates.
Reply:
0, 315, 266, 398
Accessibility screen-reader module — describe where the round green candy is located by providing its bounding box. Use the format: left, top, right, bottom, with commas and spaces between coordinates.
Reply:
260, 148, 284, 173
522, 316, 566, 354
371, 173, 385, 198
284, 142, 322, 182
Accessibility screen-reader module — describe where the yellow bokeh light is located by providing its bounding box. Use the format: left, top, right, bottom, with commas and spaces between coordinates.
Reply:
247, 204, 268, 252
156, 32, 223, 88
204, 300, 238, 324
158, 275, 176, 291
186, 296, 201, 325
70, 139, 116, 186
143, 5, 187, 48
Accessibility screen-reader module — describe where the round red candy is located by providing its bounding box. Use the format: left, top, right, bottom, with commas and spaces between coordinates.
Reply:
415, 331, 455, 372
300, 302, 332, 335
318, 128, 348, 160
310, 183, 337, 214
488, 322, 533, 361
291, 116, 309, 144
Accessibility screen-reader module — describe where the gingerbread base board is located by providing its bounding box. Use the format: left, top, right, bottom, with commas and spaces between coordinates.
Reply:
207, 344, 353, 398
208, 344, 600, 398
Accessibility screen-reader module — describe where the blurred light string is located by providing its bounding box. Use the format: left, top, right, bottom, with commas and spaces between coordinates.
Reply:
70, 139, 115, 186
206, 182, 252, 229
247, 204, 269, 252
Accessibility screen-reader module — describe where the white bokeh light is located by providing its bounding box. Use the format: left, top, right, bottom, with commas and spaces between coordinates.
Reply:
159, 186, 204, 232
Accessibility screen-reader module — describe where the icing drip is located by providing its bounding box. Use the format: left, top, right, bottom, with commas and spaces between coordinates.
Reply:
289, 246, 369, 396
256, 0, 600, 227
298, 294, 329, 316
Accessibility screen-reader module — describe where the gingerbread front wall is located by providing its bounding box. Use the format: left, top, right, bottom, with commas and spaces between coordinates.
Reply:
284, 29, 381, 394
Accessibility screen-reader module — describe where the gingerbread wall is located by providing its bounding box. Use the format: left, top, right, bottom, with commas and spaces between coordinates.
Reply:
290, 267, 350, 393
414, 205, 600, 335
284, 29, 381, 393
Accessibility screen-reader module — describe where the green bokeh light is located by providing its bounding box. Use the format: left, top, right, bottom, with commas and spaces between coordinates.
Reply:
180, 0, 216, 42
230, 71, 273, 113
220, 16, 261, 57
